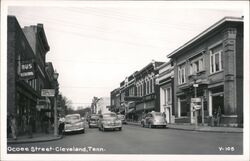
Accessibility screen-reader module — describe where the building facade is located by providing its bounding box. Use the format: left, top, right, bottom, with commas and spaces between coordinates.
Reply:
134, 60, 164, 121
96, 97, 111, 114
110, 88, 120, 113
168, 17, 243, 127
7, 16, 58, 136
155, 61, 175, 123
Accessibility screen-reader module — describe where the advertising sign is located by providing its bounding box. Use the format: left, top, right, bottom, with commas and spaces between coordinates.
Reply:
20, 60, 35, 79
191, 98, 201, 103
41, 89, 55, 97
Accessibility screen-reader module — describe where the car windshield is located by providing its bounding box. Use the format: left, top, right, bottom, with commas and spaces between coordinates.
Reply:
65, 115, 80, 122
153, 112, 163, 117
103, 113, 117, 118
117, 115, 125, 119
90, 115, 99, 119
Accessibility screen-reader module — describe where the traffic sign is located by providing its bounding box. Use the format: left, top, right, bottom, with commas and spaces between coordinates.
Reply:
41, 89, 55, 97
191, 98, 201, 103
193, 83, 199, 88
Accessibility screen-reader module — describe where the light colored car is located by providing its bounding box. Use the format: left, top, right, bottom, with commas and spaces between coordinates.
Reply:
88, 114, 100, 128
117, 114, 127, 124
141, 111, 167, 128
98, 112, 122, 131
64, 114, 85, 133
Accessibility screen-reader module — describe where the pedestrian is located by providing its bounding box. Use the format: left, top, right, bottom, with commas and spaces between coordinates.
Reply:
213, 109, 218, 126
7, 113, 11, 138
163, 112, 167, 123
27, 113, 34, 138
22, 114, 27, 134
42, 114, 49, 133
10, 114, 17, 140
58, 118, 65, 135
217, 106, 222, 126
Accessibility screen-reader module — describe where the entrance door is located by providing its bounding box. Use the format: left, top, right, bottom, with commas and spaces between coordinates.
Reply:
212, 95, 224, 115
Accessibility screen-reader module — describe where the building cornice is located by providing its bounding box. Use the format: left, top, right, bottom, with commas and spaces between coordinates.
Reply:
167, 17, 243, 58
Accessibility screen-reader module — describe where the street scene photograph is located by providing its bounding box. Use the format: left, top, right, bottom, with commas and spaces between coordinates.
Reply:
1, 0, 249, 161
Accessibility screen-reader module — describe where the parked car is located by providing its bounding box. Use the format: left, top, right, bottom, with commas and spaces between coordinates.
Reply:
88, 114, 100, 128
64, 114, 85, 133
98, 112, 122, 131
117, 114, 127, 124
141, 111, 167, 128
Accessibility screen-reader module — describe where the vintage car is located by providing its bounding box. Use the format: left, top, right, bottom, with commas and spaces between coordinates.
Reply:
98, 112, 122, 131
141, 111, 167, 128
64, 114, 85, 133
88, 114, 100, 128
117, 114, 127, 124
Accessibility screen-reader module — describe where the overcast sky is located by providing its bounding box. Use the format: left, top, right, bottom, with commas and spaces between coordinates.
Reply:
7, 1, 247, 109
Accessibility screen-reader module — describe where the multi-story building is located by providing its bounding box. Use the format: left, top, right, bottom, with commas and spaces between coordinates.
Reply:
155, 61, 175, 123
110, 88, 120, 113
168, 17, 243, 127
134, 60, 164, 121
7, 16, 57, 135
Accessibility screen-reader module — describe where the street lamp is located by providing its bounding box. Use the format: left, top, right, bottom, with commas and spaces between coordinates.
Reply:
53, 71, 59, 136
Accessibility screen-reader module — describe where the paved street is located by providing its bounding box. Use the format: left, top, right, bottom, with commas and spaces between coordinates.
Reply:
7, 125, 242, 154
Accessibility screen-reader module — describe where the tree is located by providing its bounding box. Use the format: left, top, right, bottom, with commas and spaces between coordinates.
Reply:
91, 97, 100, 114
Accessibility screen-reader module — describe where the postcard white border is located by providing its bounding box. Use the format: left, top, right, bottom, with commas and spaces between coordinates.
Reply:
1, 1, 249, 161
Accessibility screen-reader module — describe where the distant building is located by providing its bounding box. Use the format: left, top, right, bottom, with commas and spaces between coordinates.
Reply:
96, 97, 111, 114
110, 88, 120, 113
134, 60, 165, 121
168, 17, 243, 127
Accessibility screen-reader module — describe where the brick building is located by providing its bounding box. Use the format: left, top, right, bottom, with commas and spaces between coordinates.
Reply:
134, 60, 164, 121
168, 17, 243, 127
110, 88, 120, 113
7, 16, 57, 136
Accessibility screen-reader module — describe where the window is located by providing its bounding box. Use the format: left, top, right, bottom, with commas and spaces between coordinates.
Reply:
178, 64, 186, 85
167, 88, 171, 103
210, 45, 223, 74
163, 87, 171, 105
190, 59, 204, 75
152, 78, 155, 93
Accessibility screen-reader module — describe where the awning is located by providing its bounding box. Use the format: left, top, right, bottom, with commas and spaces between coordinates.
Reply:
127, 108, 135, 113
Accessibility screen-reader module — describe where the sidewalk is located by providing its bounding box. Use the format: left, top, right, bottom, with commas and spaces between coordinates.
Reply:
7, 132, 63, 144
127, 122, 243, 133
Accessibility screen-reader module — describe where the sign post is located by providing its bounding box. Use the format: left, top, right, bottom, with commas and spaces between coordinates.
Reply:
191, 97, 201, 129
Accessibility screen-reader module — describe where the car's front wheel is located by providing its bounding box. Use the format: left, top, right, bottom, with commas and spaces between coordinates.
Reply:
118, 127, 122, 131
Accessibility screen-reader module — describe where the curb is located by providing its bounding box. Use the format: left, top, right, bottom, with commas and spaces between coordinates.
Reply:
7, 135, 63, 144
126, 123, 243, 133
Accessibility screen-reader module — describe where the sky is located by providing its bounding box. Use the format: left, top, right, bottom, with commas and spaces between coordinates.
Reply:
6, 1, 247, 109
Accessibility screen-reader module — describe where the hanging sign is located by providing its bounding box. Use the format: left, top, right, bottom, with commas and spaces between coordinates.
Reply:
41, 89, 55, 97
20, 60, 35, 79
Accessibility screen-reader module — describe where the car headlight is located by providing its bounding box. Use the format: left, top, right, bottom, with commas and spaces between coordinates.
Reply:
115, 120, 122, 124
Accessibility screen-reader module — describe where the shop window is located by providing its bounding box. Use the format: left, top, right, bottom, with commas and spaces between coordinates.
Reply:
178, 63, 186, 85
210, 44, 223, 74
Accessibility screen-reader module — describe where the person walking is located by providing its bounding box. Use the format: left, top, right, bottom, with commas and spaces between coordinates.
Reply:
27, 113, 34, 138
10, 114, 17, 140
217, 106, 222, 126
163, 111, 167, 123
7, 113, 11, 138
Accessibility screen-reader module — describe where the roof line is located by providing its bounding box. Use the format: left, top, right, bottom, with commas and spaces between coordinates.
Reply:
167, 16, 243, 58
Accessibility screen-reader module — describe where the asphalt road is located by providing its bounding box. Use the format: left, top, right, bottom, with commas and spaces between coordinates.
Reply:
7, 124, 243, 154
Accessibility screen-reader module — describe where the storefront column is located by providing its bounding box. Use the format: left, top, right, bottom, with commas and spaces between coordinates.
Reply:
223, 28, 237, 115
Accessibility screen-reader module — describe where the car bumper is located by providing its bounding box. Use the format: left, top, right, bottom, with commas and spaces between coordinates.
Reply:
103, 125, 122, 129
89, 123, 98, 127
152, 122, 167, 126
64, 127, 84, 132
